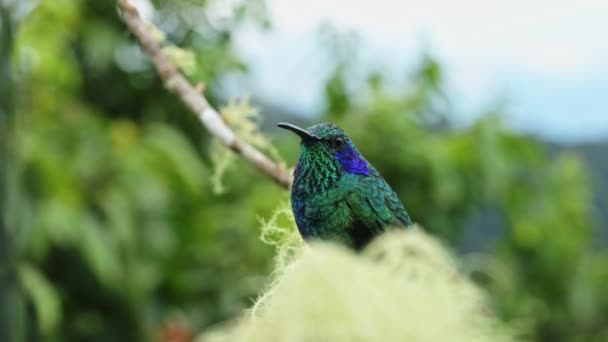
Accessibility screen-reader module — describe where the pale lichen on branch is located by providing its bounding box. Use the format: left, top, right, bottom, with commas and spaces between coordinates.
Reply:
117, 0, 291, 189
210, 97, 287, 193
200, 228, 517, 342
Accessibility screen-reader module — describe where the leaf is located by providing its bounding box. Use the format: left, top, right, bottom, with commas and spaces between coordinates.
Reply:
18, 263, 62, 336
81, 216, 121, 288
144, 124, 207, 195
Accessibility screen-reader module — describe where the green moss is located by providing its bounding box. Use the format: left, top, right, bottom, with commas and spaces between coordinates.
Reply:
200, 227, 517, 342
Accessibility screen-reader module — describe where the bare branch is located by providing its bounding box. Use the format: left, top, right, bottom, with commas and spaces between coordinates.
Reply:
117, 0, 292, 189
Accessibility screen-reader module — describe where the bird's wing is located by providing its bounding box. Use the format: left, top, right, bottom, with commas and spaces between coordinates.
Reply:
367, 168, 413, 227
383, 185, 412, 226
344, 190, 389, 236
344, 176, 409, 235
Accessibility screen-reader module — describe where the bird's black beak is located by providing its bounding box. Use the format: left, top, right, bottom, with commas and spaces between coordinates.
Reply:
277, 122, 319, 141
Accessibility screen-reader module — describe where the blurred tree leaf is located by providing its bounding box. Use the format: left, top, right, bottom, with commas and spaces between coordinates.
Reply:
18, 263, 61, 336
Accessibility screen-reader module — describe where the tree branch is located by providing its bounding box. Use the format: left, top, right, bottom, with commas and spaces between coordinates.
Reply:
117, 0, 292, 189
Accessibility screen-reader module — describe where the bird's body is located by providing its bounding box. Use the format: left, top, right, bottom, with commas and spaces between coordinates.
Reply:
279, 122, 412, 249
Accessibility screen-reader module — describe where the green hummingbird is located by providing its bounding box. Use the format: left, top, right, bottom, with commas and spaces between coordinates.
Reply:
278, 122, 412, 249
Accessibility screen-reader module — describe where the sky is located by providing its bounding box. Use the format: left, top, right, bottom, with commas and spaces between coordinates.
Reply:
230, 0, 608, 143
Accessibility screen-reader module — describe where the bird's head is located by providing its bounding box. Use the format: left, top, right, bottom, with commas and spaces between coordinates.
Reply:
278, 122, 370, 179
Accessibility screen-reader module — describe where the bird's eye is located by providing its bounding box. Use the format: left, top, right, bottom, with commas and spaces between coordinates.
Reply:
333, 137, 345, 149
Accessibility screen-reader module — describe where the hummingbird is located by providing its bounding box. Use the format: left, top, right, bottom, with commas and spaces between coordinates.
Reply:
278, 122, 412, 249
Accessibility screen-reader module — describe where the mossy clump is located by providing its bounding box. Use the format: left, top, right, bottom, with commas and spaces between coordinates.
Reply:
200, 226, 517, 342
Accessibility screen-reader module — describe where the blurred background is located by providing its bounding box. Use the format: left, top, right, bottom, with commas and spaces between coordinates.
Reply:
1, 0, 607, 341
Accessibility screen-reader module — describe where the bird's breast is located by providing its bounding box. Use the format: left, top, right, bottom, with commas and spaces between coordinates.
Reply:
291, 175, 359, 239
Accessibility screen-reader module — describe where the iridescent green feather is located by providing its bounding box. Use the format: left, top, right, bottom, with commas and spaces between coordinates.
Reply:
280, 122, 412, 249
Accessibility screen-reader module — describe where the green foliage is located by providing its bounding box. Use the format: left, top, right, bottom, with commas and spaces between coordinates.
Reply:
17, 263, 61, 335
3, 0, 606, 341
9, 0, 280, 340
1, 3, 23, 342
